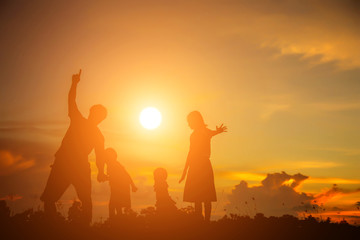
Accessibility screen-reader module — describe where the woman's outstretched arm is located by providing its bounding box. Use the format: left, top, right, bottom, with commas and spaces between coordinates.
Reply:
210, 123, 228, 137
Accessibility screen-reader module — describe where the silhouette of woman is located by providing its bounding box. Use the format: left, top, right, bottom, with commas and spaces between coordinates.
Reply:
179, 111, 227, 221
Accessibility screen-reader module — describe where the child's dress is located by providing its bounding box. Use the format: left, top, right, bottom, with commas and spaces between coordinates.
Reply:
183, 127, 217, 202
154, 181, 177, 213
108, 162, 131, 208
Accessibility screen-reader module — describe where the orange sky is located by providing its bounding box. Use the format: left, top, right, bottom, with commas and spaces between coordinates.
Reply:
1, 0, 360, 222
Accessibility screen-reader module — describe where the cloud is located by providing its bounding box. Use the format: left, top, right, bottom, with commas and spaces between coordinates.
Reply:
256, 160, 342, 172
220, 171, 266, 182
262, 172, 308, 189
296, 161, 341, 169
313, 184, 360, 205
255, 0, 360, 70
307, 177, 360, 185
261, 104, 291, 121
0, 194, 23, 201
311, 147, 360, 156
308, 210, 360, 225
310, 102, 360, 112
219, 0, 360, 70
0, 120, 67, 138
219, 162, 358, 185
0, 150, 35, 176
226, 171, 360, 217
0, 138, 55, 216
226, 172, 312, 217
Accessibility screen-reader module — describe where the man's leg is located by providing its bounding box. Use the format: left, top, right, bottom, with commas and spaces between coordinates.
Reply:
43, 201, 56, 217
40, 163, 70, 220
109, 198, 115, 219
73, 164, 92, 225
116, 205, 124, 215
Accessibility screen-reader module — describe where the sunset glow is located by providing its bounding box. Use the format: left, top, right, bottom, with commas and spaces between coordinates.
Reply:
0, 0, 359, 230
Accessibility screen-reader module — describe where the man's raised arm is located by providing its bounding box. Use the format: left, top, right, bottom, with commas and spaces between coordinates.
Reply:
68, 69, 82, 118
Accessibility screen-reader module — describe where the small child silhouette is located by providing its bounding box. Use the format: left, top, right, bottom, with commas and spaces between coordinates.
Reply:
105, 148, 137, 218
153, 168, 177, 214
68, 200, 82, 223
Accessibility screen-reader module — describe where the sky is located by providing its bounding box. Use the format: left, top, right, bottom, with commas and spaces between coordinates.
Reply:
1, 0, 360, 223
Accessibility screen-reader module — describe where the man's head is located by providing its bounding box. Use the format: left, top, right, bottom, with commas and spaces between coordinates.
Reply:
88, 104, 107, 125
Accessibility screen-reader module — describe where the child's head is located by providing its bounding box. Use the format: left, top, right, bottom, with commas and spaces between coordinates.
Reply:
105, 148, 117, 164
154, 168, 168, 182
187, 111, 206, 130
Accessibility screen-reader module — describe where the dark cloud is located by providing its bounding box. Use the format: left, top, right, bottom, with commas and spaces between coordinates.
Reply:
0, 194, 23, 201
0, 150, 35, 176
0, 138, 55, 165
0, 131, 55, 177
0, 138, 55, 213
313, 184, 360, 205
0, 120, 67, 138
226, 172, 312, 217
226, 172, 360, 217
261, 172, 308, 189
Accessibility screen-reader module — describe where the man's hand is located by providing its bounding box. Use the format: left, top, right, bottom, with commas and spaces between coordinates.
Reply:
132, 186, 138, 193
97, 172, 108, 182
216, 124, 227, 134
72, 69, 81, 84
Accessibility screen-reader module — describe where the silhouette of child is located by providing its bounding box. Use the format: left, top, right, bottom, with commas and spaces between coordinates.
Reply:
105, 148, 137, 218
68, 200, 82, 223
153, 168, 177, 214
179, 111, 227, 221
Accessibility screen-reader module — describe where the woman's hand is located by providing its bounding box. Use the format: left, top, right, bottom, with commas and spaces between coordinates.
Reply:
216, 124, 227, 134
179, 171, 186, 183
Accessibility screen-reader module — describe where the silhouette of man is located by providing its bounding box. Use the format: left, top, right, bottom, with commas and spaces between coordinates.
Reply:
40, 70, 107, 224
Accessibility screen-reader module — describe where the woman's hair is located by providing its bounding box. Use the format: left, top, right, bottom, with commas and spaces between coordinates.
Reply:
187, 111, 206, 129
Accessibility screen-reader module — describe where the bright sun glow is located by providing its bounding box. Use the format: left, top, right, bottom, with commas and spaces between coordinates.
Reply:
139, 107, 162, 130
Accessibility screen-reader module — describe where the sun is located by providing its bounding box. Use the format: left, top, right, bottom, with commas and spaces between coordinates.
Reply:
139, 107, 162, 130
